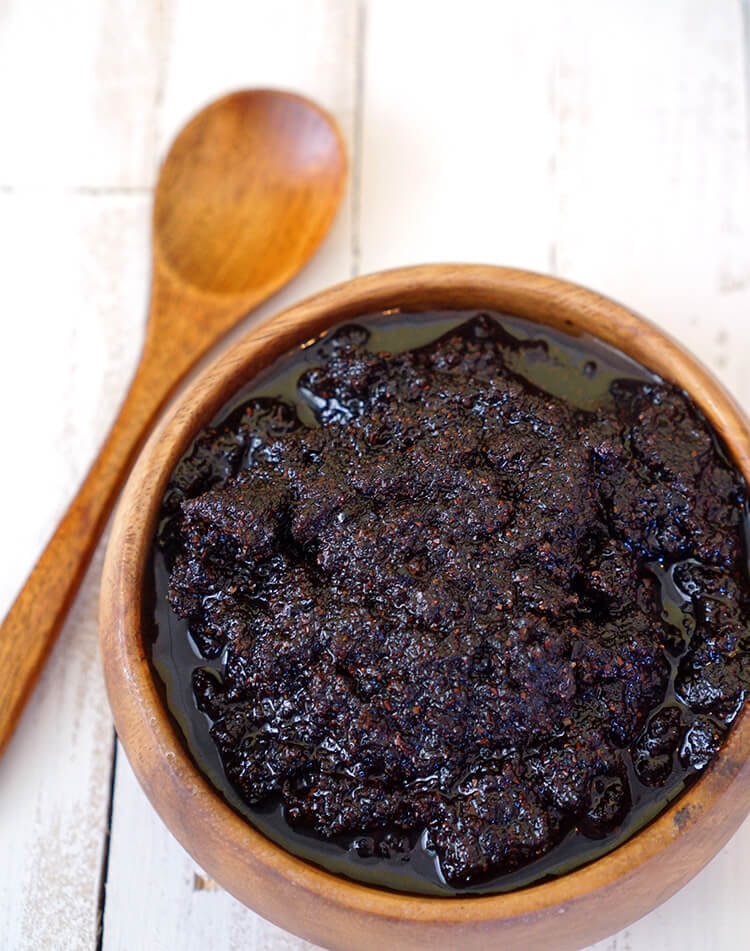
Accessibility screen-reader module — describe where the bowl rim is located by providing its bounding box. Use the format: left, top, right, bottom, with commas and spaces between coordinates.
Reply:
100, 264, 750, 947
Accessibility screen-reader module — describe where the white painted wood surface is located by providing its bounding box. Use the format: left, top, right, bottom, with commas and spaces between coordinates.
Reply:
1, 1, 749, 948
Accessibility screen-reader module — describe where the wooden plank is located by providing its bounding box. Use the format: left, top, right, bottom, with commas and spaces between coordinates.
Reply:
101, 2, 359, 948
0, 7, 159, 947
155, 0, 360, 156
0, 0, 161, 188
550, 0, 750, 412
587, 820, 750, 951
0, 192, 151, 951
552, 1, 750, 948
359, 1, 750, 950
105, 752, 322, 951
358, 0, 556, 273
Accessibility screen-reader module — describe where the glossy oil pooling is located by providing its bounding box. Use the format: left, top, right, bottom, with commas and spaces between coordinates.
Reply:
149, 311, 750, 895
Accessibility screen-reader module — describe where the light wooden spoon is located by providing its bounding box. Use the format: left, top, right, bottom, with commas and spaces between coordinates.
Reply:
0, 89, 347, 756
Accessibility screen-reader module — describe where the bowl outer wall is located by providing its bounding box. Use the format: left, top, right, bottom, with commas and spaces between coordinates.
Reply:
99, 264, 750, 951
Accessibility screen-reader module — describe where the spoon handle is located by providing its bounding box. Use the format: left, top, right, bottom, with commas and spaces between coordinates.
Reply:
0, 350, 170, 755
0, 274, 240, 757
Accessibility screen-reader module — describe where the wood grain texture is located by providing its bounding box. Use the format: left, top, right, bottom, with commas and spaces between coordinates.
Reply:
3, 0, 750, 949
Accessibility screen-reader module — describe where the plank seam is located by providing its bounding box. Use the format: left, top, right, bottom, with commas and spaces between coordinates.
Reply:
95, 736, 118, 951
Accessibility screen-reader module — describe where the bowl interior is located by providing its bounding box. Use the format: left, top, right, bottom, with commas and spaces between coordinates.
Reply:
100, 264, 750, 951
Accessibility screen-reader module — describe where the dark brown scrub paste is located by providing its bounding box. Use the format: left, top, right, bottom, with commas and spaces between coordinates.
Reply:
150, 311, 750, 895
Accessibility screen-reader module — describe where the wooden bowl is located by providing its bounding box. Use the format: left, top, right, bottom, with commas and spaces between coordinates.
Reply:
100, 264, 750, 951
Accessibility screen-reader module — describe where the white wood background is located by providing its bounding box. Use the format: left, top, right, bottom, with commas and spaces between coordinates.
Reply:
1, 1, 749, 948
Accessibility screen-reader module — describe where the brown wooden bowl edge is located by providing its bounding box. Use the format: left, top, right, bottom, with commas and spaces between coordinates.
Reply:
100, 263, 750, 951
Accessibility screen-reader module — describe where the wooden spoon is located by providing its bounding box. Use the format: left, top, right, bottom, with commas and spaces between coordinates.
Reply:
0, 89, 347, 756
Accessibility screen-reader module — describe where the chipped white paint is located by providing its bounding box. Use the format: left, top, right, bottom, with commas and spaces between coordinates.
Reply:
1, 1, 749, 949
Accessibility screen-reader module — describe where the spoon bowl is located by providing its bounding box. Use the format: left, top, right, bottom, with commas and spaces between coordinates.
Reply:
154, 90, 346, 297
0, 89, 347, 757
